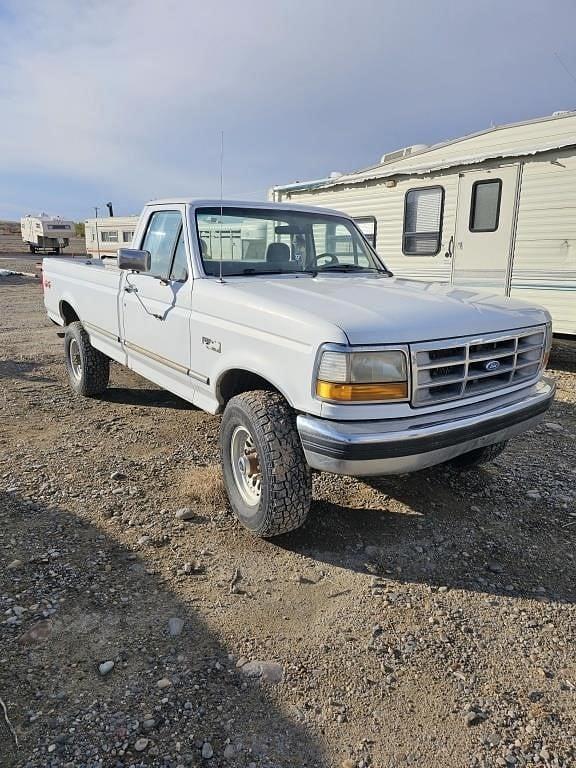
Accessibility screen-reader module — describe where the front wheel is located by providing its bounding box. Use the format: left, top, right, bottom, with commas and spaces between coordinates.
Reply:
448, 441, 508, 469
220, 390, 312, 537
64, 321, 110, 396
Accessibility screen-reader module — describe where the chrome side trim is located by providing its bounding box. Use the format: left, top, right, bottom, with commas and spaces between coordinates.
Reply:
84, 321, 119, 342
124, 340, 209, 384
188, 369, 210, 385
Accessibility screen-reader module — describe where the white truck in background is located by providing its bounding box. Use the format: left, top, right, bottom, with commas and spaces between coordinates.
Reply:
42, 198, 555, 538
21, 214, 74, 254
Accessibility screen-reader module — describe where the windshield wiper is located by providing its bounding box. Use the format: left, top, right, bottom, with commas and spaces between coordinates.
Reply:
241, 268, 287, 275
240, 268, 320, 277
318, 264, 383, 273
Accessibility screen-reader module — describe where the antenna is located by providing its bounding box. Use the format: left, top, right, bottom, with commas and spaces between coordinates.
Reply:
218, 130, 224, 283
554, 52, 576, 87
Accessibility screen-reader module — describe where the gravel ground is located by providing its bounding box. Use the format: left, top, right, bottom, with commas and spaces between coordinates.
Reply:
1, 264, 575, 768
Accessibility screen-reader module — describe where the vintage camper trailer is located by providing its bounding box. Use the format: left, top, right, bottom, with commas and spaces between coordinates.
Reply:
271, 111, 576, 338
85, 216, 139, 258
21, 214, 74, 254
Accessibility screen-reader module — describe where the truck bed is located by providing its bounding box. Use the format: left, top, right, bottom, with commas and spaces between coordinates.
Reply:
43, 257, 124, 360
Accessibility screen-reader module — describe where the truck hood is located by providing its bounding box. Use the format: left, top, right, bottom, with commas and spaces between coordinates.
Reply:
225, 274, 549, 344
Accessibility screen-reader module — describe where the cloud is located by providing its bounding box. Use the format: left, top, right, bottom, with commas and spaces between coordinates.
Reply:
1, 0, 575, 219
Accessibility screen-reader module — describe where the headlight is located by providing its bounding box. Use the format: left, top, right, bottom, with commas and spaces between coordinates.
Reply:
316, 348, 408, 402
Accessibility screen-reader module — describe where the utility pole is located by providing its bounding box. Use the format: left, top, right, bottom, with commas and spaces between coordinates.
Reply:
94, 207, 101, 259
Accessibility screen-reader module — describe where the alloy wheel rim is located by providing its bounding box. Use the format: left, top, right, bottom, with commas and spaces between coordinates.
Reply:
69, 338, 82, 380
230, 425, 262, 509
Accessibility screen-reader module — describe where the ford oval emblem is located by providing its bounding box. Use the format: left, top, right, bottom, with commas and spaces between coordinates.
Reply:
485, 359, 501, 371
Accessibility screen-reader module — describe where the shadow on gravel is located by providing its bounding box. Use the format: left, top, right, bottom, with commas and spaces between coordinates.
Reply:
100, 387, 197, 410
278, 466, 576, 605
550, 343, 576, 372
0, 491, 324, 767
0, 359, 53, 384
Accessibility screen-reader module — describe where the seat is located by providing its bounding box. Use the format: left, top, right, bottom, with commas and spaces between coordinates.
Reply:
266, 242, 290, 264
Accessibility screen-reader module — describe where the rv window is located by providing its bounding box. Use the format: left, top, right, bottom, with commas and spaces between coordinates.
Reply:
354, 216, 377, 248
469, 179, 502, 232
403, 187, 444, 255
101, 230, 119, 243
122, 230, 135, 243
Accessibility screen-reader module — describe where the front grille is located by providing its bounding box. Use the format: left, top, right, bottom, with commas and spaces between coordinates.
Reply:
411, 326, 546, 407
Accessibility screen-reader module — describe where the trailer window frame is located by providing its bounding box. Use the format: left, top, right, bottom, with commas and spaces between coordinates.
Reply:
100, 230, 119, 243
353, 216, 377, 249
402, 185, 445, 256
469, 178, 502, 233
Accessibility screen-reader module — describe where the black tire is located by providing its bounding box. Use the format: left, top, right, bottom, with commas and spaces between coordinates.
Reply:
54, 247, 61, 255
448, 441, 508, 469
29, 244, 36, 254
220, 390, 312, 537
64, 321, 110, 396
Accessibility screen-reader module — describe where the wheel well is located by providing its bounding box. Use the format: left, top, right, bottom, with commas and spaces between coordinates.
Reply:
218, 369, 280, 407
60, 301, 79, 325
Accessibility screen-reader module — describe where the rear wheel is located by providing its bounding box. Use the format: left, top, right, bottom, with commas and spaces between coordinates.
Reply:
448, 441, 508, 469
64, 321, 110, 396
29, 244, 36, 254
220, 390, 311, 537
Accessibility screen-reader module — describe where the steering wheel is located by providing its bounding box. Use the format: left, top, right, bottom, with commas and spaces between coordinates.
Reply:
314, 252, 339, 267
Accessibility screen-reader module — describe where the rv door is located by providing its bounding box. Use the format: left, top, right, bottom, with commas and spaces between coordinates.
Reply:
451, 165, 519, 293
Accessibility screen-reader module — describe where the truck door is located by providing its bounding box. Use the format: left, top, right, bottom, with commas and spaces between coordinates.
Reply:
451, 166, 519, 293
121, 209, 193, 395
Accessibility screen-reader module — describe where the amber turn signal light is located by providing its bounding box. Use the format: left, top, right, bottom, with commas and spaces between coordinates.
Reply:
316, 381, 408, 401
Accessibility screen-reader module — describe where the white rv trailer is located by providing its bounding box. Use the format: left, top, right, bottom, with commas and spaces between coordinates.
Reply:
85, 216, 139, 258
271, 111, 576, 338
21, 214, 74, 254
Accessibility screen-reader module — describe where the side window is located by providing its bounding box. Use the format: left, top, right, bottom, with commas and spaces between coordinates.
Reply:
469, 179, 502, 232
403, 186, 444, 255
170, 230, 188, 282
141, 211, 182, 278
101, 230, 119, 243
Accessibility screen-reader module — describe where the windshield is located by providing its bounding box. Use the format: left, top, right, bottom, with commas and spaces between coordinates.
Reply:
195, 206, 389, 277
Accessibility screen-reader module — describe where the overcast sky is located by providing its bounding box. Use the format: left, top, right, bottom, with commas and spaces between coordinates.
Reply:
1, 0, 576, 220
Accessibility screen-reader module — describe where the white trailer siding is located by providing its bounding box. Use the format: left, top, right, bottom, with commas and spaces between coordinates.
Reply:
510, 153, 576, 335
85, 216, 139, 257
273, 112, 576, 337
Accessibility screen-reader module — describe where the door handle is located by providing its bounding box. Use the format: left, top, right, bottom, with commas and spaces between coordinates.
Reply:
444, 235, 454, 259
124, 285, 138, 294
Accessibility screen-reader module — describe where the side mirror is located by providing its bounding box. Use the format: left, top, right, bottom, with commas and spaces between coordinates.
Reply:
118, 248, 151, 273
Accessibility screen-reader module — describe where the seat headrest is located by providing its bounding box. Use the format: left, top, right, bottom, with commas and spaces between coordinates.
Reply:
266, 242, 290, 263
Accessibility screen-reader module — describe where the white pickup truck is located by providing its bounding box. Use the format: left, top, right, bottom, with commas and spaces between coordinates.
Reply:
43, 199, 555, 537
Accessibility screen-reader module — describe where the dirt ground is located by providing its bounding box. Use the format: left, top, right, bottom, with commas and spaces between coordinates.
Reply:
1, 261, 575, 768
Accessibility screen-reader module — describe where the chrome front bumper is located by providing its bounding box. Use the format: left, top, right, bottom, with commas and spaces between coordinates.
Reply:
297, 379, 555, 476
